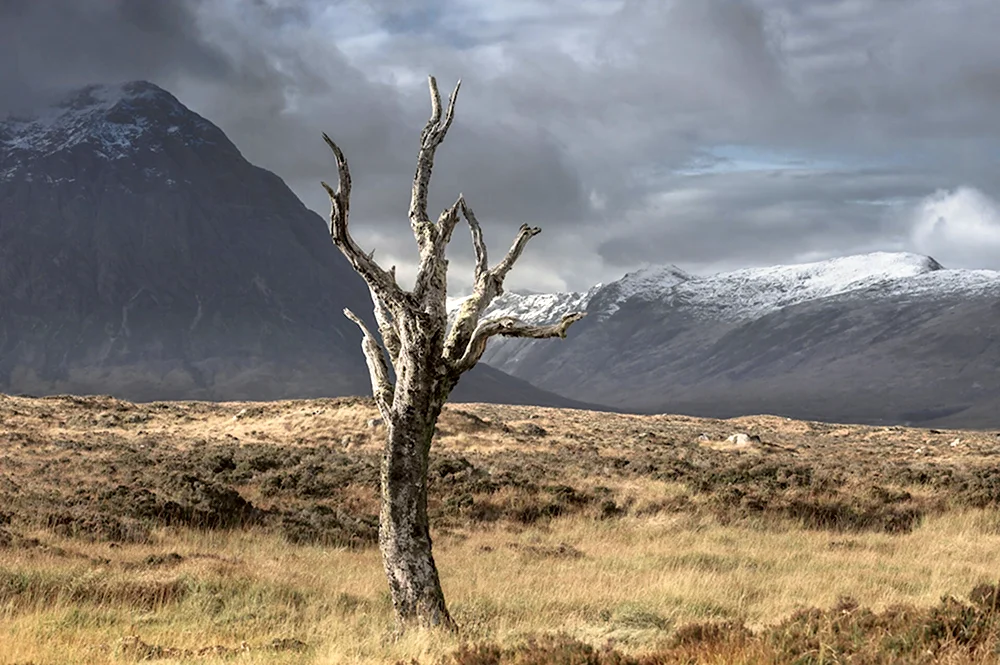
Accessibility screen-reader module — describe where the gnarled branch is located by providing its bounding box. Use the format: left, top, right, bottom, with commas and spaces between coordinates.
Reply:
322, 133, 408, 312
493, 223, 541, 285
413, 194, 465, 303
460, 200, 489, 282
410, 77, 461, 245
369, 268, 401, 365
437, 194, 465, 247
452, 312, 586, 374
344, 308, 394, 414
408, 77, 460, 306
442, 215, 544, 362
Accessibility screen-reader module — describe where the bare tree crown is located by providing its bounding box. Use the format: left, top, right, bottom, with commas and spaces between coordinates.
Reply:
322, 76, 585, 419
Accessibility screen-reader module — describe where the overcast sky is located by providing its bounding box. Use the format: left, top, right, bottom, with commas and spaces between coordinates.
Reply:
5, 0, 1000, 293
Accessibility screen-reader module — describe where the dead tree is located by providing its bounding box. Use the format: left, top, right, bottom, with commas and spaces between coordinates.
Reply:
321, 76, 585, 631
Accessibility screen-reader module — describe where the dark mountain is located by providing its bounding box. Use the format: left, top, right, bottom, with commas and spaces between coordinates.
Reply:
454, 253, 1000, 428
0, 81, 591, 409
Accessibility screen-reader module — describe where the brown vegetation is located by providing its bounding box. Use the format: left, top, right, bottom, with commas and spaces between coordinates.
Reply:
438, 586, 1000, 664
2, 393, 1000, 662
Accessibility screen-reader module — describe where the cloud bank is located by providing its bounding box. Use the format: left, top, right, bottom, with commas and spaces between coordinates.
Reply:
911, 188, 1000, 269
5, 0, 1000, 291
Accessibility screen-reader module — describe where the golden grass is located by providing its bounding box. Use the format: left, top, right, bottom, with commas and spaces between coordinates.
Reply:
3, 508, 1000, 664
5, 394, 1000, 662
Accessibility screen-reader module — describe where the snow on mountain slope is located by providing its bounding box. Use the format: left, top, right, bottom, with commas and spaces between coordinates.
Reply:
449, 251, 999, 330
448, 287, 598, 326
587, 265, 692, 318
1, 81, 221, 178
445, 265, 689, 326
672, 252, 965, 322
882, 266, 1000, 298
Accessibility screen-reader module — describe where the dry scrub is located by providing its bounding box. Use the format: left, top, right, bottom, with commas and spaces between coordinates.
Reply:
2, 393, 1000, 663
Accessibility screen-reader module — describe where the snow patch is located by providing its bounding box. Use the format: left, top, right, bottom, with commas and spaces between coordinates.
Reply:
451, 251, 1000, 330
0, 81, 211, 161
681, 252, 941, 320
593, 264, 691, 317
623, 251, 998, 322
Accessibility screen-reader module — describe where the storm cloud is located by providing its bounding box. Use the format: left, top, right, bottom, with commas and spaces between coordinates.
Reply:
5, 0, 1000, 292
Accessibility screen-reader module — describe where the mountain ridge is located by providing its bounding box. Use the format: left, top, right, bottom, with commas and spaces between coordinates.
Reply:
452, 251, 1000, 428
448, 251, 971, 326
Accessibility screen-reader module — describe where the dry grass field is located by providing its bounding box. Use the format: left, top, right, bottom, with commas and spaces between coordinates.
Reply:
3, 393, 1000, 663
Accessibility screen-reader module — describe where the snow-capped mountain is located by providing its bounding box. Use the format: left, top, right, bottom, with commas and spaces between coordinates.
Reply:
0, 81, 595, 409
635, 251, 996, 322
0, 82, 230, 185
586, 264, 690, 318
451, 251, 988, 327
462, 251, 1000, 428
0, 80, 375, 400
2, 82, 219, 162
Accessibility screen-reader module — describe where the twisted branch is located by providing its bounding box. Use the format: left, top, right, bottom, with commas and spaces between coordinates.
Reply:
493, 224, 541, 284
452, 313, 587, 374
410, 77, 461, 243
409, 77, 461, 305
321, 133, 408, 311
344, 308, 394, 414
437, 194, 466, 247
443, 215, 545, 362
369, 268, 401, 365
460, 200, 489, 282
413, 194, 465, 303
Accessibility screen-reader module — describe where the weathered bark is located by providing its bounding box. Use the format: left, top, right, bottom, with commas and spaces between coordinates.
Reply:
454, 312, 587, 374
320, 75, 585, 632
379, 326, 456, 629
380, 413, 452, 629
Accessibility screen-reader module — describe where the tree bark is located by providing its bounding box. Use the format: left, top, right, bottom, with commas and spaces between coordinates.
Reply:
379, 409, 453, 630
379, 324, 456, 630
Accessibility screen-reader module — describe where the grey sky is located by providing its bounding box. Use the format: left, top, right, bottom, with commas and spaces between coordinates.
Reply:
5, 0, 1000, 293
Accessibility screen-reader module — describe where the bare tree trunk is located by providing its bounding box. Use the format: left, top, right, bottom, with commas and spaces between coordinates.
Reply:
380, 405, 453, 629
378, 321, 456, 629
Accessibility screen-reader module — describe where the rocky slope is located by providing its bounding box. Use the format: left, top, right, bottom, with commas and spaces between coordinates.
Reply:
452, 252, 1000, 427
0, 81, 591, 409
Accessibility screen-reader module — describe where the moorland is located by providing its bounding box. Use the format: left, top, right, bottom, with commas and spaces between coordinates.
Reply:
2, 393, 1000, 663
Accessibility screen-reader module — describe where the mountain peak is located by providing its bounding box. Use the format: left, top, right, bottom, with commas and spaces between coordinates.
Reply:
585, 263, 692, 318
54, 80, 175, 112
619, 264, 693, 289
1, 80, 226, 165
